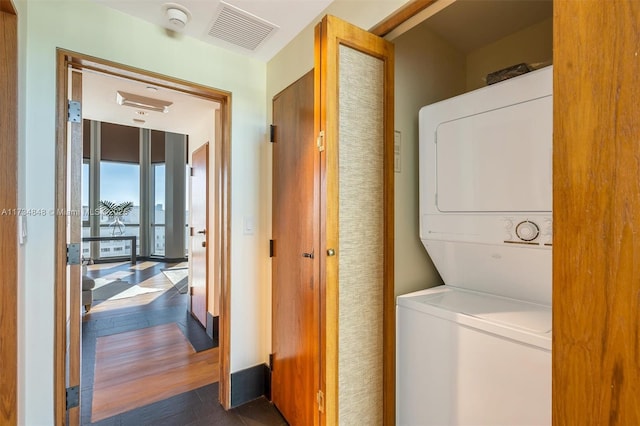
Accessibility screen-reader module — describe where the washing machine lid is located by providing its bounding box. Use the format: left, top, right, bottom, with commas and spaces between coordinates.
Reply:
398, 286, 552, 349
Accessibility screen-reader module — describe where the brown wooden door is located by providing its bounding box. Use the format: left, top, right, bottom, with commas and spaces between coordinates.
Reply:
0, 6, 18, 425
190, 143, 208, 327
553, 1, 640, 424
315, 15, 395, 425
271, 70, 318, 426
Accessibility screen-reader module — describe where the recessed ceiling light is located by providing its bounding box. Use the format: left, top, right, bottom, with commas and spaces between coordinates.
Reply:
116, 91, 172, 113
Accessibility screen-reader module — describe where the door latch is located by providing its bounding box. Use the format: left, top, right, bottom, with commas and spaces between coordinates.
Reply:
302, 250, 314, 259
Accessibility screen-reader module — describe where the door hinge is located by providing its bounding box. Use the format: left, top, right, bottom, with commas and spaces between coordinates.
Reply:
189, 166, 194, 177
269, 239, 275, 257
317, 131, 325, 152
270, 125, 276, 143
190, 286, 194, 296
269, 353, 274, 371
66, 385, 79, 410
68, 100, 81, 123
317, 390, 325, 413
67, 243, 81, 265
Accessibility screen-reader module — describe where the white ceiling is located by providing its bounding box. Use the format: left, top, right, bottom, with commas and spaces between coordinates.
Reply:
84, 0, 554, 133
418, 0, 553, 53
82, 70, 219, 134
93, 0, 334, 62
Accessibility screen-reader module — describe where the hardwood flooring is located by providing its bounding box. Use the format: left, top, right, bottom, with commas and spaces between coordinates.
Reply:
92, 323, 219, 422
82, 261, 287, 426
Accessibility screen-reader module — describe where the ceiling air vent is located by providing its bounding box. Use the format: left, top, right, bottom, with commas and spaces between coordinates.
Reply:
207, 2, 278, 51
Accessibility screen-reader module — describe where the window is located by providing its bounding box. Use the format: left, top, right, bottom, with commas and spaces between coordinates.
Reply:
82, 161, 90, 224
151, 163, 166, 256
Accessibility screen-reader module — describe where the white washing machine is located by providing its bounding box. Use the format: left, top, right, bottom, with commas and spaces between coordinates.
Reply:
397, 287, 551, 426
397, 66, 553, 425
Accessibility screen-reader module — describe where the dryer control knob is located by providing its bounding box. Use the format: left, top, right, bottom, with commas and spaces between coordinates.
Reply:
516, 220, 540, 242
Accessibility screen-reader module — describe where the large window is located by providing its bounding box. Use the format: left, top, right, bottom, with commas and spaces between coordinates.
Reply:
81, 121, 187, 262
152, 163, 166, 256
98, 161, 141, 257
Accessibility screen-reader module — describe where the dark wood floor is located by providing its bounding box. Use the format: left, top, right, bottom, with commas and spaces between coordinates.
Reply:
82, 261, 287, 426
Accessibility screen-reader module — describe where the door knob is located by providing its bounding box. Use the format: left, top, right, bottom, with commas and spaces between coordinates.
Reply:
197, 229, 206, 234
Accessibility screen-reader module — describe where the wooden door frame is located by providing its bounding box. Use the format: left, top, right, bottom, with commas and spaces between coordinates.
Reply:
0, 1, 18, 425
54, 49, 233, 425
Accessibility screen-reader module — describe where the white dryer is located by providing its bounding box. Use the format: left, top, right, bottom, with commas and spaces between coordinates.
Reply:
397, 66, 553, 426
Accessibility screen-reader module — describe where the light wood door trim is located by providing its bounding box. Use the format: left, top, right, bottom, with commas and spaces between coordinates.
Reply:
54, 54, 83, 426
54, 50, 234, 420
53, 49, 68, 426
68, 70, 83, 426
0, 0, 16, 15
369, 0, 438, 37
315, 15, 395, 425
553, 1, 640, 424
0, 8, 18, 426
217, 96, 232, 410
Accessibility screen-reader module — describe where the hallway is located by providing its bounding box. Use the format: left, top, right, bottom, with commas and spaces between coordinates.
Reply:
81, 261, 286, 425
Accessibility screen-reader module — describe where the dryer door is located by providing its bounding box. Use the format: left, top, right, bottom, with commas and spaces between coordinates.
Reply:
436, 95, 552, 213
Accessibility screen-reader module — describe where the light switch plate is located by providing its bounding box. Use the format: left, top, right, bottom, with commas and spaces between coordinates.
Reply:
243, 216, 255, 235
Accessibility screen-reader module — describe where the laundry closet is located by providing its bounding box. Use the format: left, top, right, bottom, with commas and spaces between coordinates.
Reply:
392, 0, 553, 299
269, 1, 555, 425
391, 1, 553, 425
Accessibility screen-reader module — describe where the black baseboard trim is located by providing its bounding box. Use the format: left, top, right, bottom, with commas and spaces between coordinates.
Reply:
230, 363, 271, 407
206, 313, 220, 341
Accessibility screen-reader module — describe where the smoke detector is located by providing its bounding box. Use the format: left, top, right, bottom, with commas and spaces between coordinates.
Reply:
163, 3, 191, 31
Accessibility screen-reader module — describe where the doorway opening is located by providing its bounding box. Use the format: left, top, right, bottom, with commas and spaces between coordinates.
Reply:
53, 50, 232, 424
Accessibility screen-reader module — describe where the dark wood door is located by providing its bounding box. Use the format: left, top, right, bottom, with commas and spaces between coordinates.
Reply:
271, 70, 318, 426
190, 143, 208, 327
553, 1, 640, 423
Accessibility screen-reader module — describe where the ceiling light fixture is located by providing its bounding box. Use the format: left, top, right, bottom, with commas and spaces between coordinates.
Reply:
163, 3, 191, 31
116, 91, 172, 113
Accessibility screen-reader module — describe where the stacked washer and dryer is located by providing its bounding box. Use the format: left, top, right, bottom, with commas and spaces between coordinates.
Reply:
397, 66, 553, 425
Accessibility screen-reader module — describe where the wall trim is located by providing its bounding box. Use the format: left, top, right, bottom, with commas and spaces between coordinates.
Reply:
230, 364, 271, 408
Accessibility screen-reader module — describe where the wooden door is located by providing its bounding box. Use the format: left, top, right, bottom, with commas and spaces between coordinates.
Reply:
54, 66, 83, 426
190, 143, 208, 327
271, 71, 318, 426
553, 1, 640, 423
0, 4, 18, 425
315, 15, 395, 425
